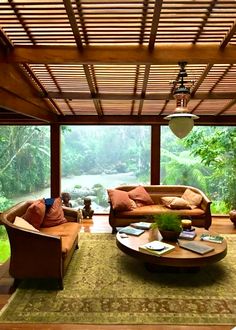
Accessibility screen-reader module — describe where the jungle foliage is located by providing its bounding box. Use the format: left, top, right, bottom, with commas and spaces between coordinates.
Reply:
0, 126, 50, 211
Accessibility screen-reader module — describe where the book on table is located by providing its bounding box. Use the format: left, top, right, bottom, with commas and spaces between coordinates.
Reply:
179, 230, 197, 240
200, 233, 224, 244
119, 226, 145, 236
139, 240, 175, 256
178, 240, 215, 255
130, 222, 152, 230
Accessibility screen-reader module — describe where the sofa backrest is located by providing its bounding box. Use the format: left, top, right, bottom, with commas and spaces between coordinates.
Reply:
114, 185, 208, 205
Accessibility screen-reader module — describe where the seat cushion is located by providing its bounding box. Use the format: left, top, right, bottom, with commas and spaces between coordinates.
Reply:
117, 204, 205, 217
40, 222, 80, 254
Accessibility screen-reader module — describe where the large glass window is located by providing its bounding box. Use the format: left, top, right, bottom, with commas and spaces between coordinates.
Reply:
61, 125, 151, 212
161, 126, 236, 214
0, 126, 51, 211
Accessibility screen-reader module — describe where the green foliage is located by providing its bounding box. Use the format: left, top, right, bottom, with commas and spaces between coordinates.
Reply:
183, 127, 236, 210
0, 126, 50, 199
151, 213, 182, 232
0, 195, 13, 212
0, 226, 10, 263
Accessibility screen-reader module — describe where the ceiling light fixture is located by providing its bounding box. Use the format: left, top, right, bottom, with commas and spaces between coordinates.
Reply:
164, 62, 199, 139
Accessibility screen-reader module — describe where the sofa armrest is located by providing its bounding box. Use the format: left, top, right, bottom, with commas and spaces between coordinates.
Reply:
63, 206, 81, 223
6, 224, 63, 280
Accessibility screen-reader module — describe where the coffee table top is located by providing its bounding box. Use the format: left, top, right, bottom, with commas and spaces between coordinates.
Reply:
116, 227, 227, 268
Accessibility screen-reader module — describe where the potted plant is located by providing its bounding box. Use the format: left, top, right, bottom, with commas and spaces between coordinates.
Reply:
151, 213, 182, 241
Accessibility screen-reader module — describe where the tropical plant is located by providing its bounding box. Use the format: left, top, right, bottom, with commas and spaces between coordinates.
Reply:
183, 127, 236, 211
151, 213, 182, 233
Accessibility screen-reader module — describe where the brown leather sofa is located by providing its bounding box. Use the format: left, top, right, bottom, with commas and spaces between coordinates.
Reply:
0, 201, 80, 289
109, 185, 212, 233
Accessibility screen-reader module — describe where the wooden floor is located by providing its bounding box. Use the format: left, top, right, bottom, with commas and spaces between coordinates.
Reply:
0, 215, 235, 330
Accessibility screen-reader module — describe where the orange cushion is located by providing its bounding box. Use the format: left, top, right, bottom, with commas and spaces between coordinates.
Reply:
22, 199, 46, 229
107, 189, 133, 211
41, 197, 67, 228
128, 186, 154, 206
40, 222, 80, 254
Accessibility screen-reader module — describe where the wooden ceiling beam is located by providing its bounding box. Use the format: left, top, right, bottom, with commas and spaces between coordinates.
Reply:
0, 87, 57, 123
45, 91, 236, 100
57, 115, 236, 125
3, 44, 236, 65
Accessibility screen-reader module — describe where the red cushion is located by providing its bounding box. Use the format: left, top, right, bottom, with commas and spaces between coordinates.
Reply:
107, 189, 133, 211
128, 186, 154, 206
22, 199, 46, 230
41, 197, 67, 228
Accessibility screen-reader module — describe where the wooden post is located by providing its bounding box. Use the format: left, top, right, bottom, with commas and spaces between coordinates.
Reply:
151, 125, 160, 185
50, 123, 61, 197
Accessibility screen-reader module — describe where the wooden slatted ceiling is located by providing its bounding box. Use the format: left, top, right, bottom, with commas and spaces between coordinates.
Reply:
0, 0, 236, 120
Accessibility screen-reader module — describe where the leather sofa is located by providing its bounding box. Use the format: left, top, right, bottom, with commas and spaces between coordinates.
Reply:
109, 185, 212, 233
0, 200, 80, 289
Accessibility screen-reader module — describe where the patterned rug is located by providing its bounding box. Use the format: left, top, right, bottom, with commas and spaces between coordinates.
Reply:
0, 233, 236, 325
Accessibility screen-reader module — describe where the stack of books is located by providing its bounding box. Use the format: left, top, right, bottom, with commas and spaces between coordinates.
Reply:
179, 230, 196, 240
200, 233, 224, 244
119, 226, 145, 236
139, 240, 175, 256
130, 222, 152, 230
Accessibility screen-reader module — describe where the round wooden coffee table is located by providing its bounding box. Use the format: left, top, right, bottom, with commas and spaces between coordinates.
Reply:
116, 228, 227, 269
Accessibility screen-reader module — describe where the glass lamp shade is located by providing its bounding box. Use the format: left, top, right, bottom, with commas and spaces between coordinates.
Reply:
164, 113, 199, 139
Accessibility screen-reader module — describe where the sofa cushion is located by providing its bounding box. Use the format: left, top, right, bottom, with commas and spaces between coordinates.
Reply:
22, 199, 46, 229
14, 216, 39, 232
107, 189, 134, 211
118, 204, 205, 217
161, 196, 191, 209
41, 197, 67, 228
128, 185, 154, 206
40, 222, 80, 254
182, 188, 203, 209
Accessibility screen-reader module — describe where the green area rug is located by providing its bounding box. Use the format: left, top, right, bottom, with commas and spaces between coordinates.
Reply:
0, 233, 236, 325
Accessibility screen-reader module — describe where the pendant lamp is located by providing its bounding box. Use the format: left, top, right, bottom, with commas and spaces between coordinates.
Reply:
164, 62, 199, 139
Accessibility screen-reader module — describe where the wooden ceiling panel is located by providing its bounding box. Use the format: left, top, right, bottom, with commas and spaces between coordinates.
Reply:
101, 100, 133, 115
142, 100, 166, 115
0, 0, 236, 122
193, 99, 231, 115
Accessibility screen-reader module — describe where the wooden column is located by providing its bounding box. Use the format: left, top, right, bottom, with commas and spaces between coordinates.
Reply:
151, 125, 160, 185
50, 123, 61, 197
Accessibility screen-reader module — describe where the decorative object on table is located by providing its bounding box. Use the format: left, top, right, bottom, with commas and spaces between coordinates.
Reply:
229, 209, 236, 227
200, 233, 224, 244
181, 219, 192, 230
82, 197, 94, 219
119, 226, 145, 236
139, 240, 175, 256
130, 222, 152, 230
178, 240, 215, 255
151, 213, 182, 241
179, 230, 196, 240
